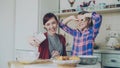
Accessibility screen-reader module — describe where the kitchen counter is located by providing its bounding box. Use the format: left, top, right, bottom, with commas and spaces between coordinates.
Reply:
66, 46, 120, 54
8, 60, 101, 68
94, 49, 120, 68
94, 49, 120, 54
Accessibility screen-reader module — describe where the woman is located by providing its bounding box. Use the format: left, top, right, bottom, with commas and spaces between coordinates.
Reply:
29, 13, 67, 59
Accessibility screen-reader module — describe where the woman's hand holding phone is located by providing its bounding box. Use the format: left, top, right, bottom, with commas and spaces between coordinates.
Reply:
28, 33, 46, 47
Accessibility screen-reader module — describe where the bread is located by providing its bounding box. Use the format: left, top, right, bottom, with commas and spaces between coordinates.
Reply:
56, 56, 69, 60
56, 56, 80, 60
69, 56, 80, 60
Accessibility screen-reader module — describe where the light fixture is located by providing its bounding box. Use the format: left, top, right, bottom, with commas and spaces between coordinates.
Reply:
68, 0, 75, 7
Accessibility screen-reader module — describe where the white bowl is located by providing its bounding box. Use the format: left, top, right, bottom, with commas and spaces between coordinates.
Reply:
16, 50, 39, 64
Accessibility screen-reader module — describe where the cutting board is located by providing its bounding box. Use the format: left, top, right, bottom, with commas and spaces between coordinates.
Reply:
14, 59, 53, 65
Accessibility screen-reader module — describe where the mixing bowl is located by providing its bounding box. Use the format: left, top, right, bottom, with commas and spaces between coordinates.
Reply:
78, 55, 98, 65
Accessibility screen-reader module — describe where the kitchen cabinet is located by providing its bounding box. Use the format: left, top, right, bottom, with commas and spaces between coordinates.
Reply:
93, 52, 101, 62
66, 48, 120, 68
102, 53, 120, 68
15, 0, 39, 50
94, 49, 120, 68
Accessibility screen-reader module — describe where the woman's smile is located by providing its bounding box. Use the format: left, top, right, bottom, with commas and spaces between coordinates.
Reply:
44, 17, 58, 35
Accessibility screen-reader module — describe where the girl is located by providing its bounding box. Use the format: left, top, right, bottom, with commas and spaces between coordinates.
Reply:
59, 11, 102, 56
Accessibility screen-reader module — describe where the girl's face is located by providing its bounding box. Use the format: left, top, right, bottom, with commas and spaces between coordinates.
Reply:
76, 14, 88, 31
44, 17, 58, 35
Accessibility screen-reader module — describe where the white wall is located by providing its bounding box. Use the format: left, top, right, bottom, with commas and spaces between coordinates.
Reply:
0, 0, 15, 68
95, 12, 120, 46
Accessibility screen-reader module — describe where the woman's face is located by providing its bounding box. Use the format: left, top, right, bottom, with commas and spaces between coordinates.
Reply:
44, 17, 58, 35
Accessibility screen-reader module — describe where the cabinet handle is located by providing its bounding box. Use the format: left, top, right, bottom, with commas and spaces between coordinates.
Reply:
111, 59, 116, 62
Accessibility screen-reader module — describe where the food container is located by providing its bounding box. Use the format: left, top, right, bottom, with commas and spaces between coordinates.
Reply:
16, 49, 39, 64
78, 55, 98, 65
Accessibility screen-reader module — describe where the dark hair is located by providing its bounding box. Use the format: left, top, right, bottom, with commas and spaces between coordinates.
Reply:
78, 11, 89, 15
78, 11, 93, 27
43, 13, 58, 25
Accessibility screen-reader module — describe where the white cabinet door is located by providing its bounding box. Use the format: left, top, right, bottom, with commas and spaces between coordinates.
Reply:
102, 53, 120, 67
15, 0, 38, 50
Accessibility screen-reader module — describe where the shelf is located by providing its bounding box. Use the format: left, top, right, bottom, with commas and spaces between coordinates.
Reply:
55, 7, 120, 16
95, 7, 120, 13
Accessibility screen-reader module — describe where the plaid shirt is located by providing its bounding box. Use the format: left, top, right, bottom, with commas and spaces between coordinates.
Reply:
59, 12, 102, 56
